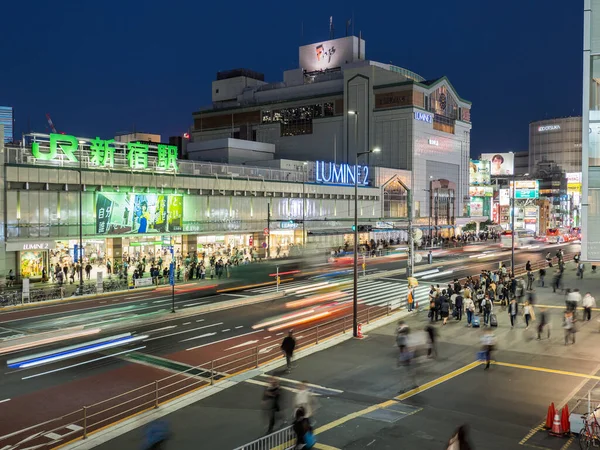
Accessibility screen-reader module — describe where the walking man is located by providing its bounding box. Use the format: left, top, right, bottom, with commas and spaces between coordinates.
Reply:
281, 330, 296, 373
537, 308, 550, 340
583, 292, 596, 321
482, 294, 493, 326
481, 329, 496, 370
455, 292, 463, 321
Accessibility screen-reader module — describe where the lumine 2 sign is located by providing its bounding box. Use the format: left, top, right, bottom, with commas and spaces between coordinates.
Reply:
315, 161, 369, 185
31, 133, 178, 171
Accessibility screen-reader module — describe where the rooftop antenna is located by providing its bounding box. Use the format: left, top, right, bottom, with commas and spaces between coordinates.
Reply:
329, 16, 334, 39
346, 18, 352, 37
358, 31, 362, 59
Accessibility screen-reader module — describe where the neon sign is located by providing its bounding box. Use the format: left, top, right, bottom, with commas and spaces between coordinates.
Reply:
30, 133, 178, 171
315, 161, 369, 186
414, 111, 433, 123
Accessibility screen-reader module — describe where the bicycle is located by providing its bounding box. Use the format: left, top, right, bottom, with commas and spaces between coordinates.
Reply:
579, 409, 600, 449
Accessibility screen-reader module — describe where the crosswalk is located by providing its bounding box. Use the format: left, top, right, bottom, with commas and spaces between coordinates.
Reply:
337, 280, 430, 310
247, 277, 430, 312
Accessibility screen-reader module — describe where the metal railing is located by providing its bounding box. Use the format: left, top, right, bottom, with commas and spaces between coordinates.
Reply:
233, 425, 295, 450
0, 253, 576, 449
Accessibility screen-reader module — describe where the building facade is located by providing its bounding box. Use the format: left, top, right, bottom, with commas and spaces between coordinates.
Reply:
190, 36, 472, 223
0, 106, 14, 144
529, 117, 582, 174
583, 1, 600, 260
0, 133, 414, 280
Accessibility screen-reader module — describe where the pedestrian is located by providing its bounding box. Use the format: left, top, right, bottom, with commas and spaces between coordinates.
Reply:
85, 263, 92, 280
583, 292, 596, 321
295, 382, 317, 422
429, 299, 436, 322
425, 324, 437, 358
142, 420, 171, 450
293, 407, 315, 449
522, 301, 535, 329
481, 329, 496, 370
481, 294, 493, 326
435, 291, 442, 322
563, 311, 576, 345
396, 321, 410, 358
567, 289, 582, 319
537, 308, 550, 340
526, 260, 532, 272
446, 424, 474, 450
455, 292, 463, 321
440, 293, 450, 325
281, 330, 296, 373
7, 269, 14, 287
539, 268, 546, 287
464, 296, 475, 327
508, 297, 518, 328
577, 262, 585, 279
526, 270, 534, 291
263, 378, 281, 434
407, 287, 414, 312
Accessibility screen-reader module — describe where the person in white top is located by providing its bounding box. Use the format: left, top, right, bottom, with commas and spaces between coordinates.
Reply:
566, 289, 582, 319
582, 292, 596, 321
464, 297, 475, 327
295, 382, 317, 420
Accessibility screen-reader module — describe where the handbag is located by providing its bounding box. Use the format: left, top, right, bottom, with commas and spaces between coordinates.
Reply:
304, 431, 316, 448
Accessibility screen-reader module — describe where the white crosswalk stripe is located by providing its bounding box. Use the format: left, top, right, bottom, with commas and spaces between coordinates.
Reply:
247, 279, 317, 294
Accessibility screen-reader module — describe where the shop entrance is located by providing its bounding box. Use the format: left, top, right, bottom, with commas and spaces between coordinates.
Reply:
122, 236, 181, 268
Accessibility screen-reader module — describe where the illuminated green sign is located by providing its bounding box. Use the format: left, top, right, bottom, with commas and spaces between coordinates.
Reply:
30, 133, 178, 172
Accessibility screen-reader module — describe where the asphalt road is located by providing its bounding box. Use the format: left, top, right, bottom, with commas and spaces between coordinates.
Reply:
95, 263, 599, 450
0, 242, 579, 443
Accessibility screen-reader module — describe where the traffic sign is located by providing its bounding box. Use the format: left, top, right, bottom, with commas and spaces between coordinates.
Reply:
262, 242, 268, 248
263, 228, 270, 235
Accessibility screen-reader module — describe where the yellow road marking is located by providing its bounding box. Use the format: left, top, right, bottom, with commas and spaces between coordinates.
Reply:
313, 361, 480, 437
493, 361, 600, 381
560, 436, 575, 450
395, 361, 482, 401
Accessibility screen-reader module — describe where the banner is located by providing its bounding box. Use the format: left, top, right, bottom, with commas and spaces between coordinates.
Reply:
96, 193, 184, 235
470, 199, 484, 216
469, 186, 493, 197
469, 160, 491, 185
481, 153, 514, 176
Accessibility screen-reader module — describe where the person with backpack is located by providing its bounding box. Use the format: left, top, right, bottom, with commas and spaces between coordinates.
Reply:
464, 296, 475, 327
481, 294, 493, 326
293, 407, 315, 449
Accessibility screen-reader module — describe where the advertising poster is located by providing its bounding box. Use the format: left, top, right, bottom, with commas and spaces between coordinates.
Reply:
499, 189, 511, 206
96, 193, 184, 235
481, 153, 514, 176
469, 186, 493, 197
469, 160, 491, 185
470, 199, 484, 216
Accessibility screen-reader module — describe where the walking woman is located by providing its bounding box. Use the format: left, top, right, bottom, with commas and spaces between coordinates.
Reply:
522, 301, 535, 330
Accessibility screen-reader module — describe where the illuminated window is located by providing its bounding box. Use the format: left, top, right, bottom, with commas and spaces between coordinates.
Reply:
261, 102, 334, 136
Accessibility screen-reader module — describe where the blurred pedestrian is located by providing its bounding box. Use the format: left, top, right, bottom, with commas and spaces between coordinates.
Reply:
538, 268, 546, 287
537, 308, 550, 340
293, 407, 315, 449
583, 292, 596, 321
446, 424, 474, 450
281, 330, 296, 373
563, 310, 576, 345
424, 324, 437, 358
481, 329, 496, 370
508, 297, 518, 329
263, 378, 281, 434
142, 420, 171, 450
295, 382, 317, 422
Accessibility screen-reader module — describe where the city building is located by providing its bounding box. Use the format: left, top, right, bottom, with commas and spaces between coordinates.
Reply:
583, 0, 600, 260
529, 117, 582, 174
190, 35, 472, 225
0, 106, 14, 144
0, 132, 413, 280
115, 132, 161, 144
514, 151, 529, 176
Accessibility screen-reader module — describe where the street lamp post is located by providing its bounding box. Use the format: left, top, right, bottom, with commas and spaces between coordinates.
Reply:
78, 140, 85, 294
348, 110, 380, 338
302, 162, 307, 247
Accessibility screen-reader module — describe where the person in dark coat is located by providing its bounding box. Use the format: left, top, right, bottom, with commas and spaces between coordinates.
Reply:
424, 325, 437, 358
455, 293, 464, 321
281, 330, 296, 373
440, 292, 450, 325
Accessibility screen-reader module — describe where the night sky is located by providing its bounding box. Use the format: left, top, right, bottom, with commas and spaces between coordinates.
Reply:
0, 0, 583, 156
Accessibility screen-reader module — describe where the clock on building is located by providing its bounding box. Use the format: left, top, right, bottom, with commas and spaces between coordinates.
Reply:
439, 93, 447, 111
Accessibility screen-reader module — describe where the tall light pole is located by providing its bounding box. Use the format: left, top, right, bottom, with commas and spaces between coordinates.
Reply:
509, 161, 529, 274
348, 110, 380, 338
302, 162, 307, 247
78, 140, 85, 294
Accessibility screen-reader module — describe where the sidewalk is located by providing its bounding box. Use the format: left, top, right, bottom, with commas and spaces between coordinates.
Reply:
82, 264, 600, 450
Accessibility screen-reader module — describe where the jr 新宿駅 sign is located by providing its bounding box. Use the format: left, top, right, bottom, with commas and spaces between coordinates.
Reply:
315, 161, 370, 186
30, 133, 179, 172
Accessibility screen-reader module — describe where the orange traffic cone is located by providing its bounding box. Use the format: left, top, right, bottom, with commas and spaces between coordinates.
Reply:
550, 412, 563, 436
561, 405, 570, 434
545, 403, 556, 429
357, 323, 364, 339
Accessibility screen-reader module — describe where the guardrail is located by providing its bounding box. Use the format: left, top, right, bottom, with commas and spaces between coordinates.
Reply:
233, 425, 295, 450
0, 253, 576, 449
